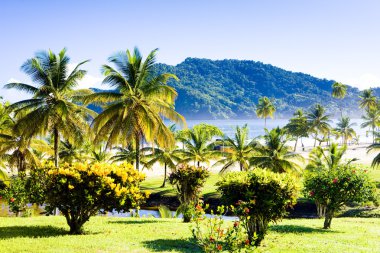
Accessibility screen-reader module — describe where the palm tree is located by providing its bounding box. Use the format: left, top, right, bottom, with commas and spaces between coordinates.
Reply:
142, 145, 181, 187
4, 49, 95, 167
307, 104, 331, 147
306, 143, 354, 172
110, 146, 136, 165
176, 124, 222, 167
249, 127, 303, 173
368, 143, 380, 167
256, 96, 275, 128
82, 48, 185, 171
334, 117, 356, 146
213, 124, 255, 173
0, 101, 13, 133
331, 82, 347, 117
361, 109, 380, 144
59, 140, 90, 164
285, 109, 309, 151
359, 89, 377, 111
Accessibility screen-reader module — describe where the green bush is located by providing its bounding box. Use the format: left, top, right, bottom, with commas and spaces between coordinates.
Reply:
304, 165, 376, 229
217, 169, 299, 246
29, 162, 149, 234
0, 176, 29, 216
169, 164, 210, 222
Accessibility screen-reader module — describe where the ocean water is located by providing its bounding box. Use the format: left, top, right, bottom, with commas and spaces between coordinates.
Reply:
183, 118, 373, 145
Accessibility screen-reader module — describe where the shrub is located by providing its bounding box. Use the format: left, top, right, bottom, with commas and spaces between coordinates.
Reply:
29, 162, 148, 234
169, 164, 210, 222
304, 165, 376, 229
217, 169, 299, 246
192, 204, 256, 252
0, 176, 29, 216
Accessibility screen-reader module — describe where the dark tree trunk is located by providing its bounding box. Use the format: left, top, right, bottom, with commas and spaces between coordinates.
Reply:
161, 163, 167, 188
53, 128, 59, 168
323, 209, 334, 229
197, 161, 200, 167
239, 162, 243, 171
294, 137, 298, 152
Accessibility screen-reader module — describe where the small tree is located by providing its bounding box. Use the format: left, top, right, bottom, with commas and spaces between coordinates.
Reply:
30, 162, 148, 234
0, 176, 29, 216
217, 169, 299, 246
304, 165, 376, 229
168, 164, 210, 222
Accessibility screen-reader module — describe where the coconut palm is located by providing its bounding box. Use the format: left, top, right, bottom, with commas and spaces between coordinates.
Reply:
307, 104, 331, 147
368, 143, 380, 167
256, 96, 276, 128
176, 124, 222, 167
110, 146, 136, 164
0, 101, 13, 133
361, 109, 380, 144
334, 117, 356, 146
285, 109, 309, 151
59, 140, 90, 164
89, 146, 110, 164
82, 48, 185, 171
249, 127, 303, 173
142, 145, 181, 187
4, 49, 95, 167
359, 89, 377, 111
331, 82, 347, 117
213, 124, 255, 173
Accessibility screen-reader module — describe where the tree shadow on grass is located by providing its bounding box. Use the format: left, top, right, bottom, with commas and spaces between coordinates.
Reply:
270, 224, 338, 234
142, 239, 201, 253
0, 225, 67, 239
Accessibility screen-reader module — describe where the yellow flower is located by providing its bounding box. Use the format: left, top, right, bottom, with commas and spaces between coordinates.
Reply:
68, 185, 74, 190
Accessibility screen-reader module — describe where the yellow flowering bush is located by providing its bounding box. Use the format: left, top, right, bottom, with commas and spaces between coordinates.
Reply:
31, 162, 148, 234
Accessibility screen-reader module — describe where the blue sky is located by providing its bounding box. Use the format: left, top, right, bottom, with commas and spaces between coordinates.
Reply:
1, 0, 380, 102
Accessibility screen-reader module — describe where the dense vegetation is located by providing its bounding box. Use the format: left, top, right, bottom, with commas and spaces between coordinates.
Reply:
154, 58, 370, 119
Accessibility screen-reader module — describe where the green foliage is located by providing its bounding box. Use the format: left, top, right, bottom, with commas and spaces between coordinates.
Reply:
192, 204, 255, 252
256, 96, 276, 127
334, 117, 356, 145
0, 176, 29, 216
168, 164, 210, 222
29, 162, 148, 234
217, 170, 300, 245
284, 109, 309, 151
304, 165, 376, 229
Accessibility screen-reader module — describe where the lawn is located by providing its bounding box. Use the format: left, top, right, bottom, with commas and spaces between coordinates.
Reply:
0, 216, 379, 252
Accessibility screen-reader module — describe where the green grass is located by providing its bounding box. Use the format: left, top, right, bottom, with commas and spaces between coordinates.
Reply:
0, 216, 379, 252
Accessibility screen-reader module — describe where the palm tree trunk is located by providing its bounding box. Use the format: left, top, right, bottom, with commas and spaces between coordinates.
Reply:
373, 126, 375, 144
53, 127, 59, 168
264, 117, 267, 129
239, 162, 243, 171
197, 161, 200, 167
135, 133, 140, 171
161, 163, 167, 188
294, 137, 298, 152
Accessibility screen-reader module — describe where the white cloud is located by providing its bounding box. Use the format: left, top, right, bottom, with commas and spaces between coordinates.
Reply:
347, 73, 380, 90
67, 63, 103, 89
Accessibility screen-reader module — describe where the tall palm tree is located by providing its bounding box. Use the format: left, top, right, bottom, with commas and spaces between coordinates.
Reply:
142, 145, 181, 187
368, 143, 380, 167
285, 109, 309, 151
0, 101, 13, 133
361, 108, 380, 144
213, 124, 255, 173
255, 96, 275, 128
82, 48, 185, 171
59, 140, 90, 164
177, 124, 222, 167
307, 104, 331, 147
249, 127, 303, 173
331, 82, 347, 117
4, 49, 95, 167
334, 117, 356, 146
359, 89, 377, 112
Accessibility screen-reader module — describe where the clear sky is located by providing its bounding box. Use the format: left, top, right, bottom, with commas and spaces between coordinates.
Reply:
1, 0, 380, 102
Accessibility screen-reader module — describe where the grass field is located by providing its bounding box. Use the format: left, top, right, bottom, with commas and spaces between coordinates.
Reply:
0, 216, 379, 252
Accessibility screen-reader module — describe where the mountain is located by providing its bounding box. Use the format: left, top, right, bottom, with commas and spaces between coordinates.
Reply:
154, 58, 366, 119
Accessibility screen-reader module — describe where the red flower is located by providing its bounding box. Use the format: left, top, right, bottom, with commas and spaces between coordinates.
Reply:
309, 191, 315, 197
234, 221, 240, 227
195, 204, 202, 211
245, 239, 250, 245
209, 236, 215, 242
217, 244, 223, 251
352, 170, 356, 174
332, 178, 338, 183
0, 196, 2, 199
10, 197, 15, 203
244, 207, 250, 214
